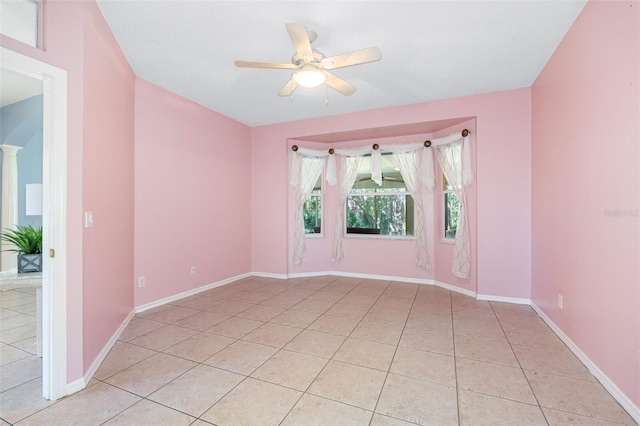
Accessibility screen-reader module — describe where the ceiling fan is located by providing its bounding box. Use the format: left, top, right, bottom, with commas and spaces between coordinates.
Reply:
235, 23, 382, 97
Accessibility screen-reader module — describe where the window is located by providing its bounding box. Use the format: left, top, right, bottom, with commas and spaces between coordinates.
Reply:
303, 175, 322, 234
443, 175, 460, 239
0, 0, 41, 48
346, 154, 414, 237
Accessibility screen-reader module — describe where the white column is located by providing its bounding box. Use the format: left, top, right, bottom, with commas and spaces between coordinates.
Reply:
0, 145, 22, 271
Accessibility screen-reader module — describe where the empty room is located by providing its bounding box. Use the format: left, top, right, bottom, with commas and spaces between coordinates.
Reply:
0, 0, 638, 425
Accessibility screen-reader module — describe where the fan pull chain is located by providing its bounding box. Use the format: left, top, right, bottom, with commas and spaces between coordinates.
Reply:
325, 84, 329, 106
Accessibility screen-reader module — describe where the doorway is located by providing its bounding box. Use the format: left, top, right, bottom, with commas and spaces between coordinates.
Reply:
1, 47, 68, 401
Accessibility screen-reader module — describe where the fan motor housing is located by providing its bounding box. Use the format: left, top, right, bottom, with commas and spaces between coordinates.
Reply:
292, 50, 325, 67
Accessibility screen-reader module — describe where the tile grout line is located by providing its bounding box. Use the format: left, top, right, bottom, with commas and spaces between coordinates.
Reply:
260, 275, 354, 426
92, 278, 301, 424
277, 276, 388, 426
16, 276, 625, 425
272, 277, 343, 426
8, 281, 447, 424
3, 277, 336, 425
98, 276, 325, 425
368, 282, 419, 426
151, 277, 324, 423
451, 290, 462, 426
185, 276, 349, 424
488, 301, 550, 426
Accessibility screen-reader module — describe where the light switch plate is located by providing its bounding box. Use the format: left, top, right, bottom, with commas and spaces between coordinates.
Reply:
85, 211, 94, 228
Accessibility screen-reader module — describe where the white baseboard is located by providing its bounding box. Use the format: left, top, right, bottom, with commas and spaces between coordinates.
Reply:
253, 270, 478, 299
476, 294, 531, 305
252, 271, 289, 279
67, 273, 253, 396
73, 269, 638, 423
262, 270, 429, 283
333, 271, 428, 285
67, 271, 475, 398
66, 308, 136, 396
129, 270, 524, 311
531, 302, 640, 424
430, 279, 477, 298
65, 377, 85, 396
258, 270, 637, 421
135, 272, 252, 313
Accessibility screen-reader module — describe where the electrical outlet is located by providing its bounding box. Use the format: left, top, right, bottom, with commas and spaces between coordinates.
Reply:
190, 266, 196, 274
558, 294, 563, 309
137, 276, 145, 288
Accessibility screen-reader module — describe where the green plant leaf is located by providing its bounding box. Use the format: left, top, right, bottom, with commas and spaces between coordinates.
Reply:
1, 225, 42, 254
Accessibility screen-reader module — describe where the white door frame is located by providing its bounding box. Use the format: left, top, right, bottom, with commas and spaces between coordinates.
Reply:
1, 47, 68, 400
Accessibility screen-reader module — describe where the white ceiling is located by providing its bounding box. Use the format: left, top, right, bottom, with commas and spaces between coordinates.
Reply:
96, 1, 586, 127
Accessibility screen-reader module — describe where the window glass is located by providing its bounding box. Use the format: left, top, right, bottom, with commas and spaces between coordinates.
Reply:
443, 176, 460, 239
0, 0, 39, 48
347, 155, 414, 237
303, 176, 322, 234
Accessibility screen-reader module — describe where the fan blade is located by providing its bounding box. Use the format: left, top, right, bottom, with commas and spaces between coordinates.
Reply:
286, 23, 313, 62
235, 60, 297, 70
321, 47, 382, 70
277, 78, 299, 97
322, 71, 357, 96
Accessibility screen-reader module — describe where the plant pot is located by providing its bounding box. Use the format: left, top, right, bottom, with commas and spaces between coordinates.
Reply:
18, 253, 42, 273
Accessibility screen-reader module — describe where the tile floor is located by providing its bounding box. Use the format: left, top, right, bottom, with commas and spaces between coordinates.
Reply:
0, 276, 635, 425
0, 287, 41, 393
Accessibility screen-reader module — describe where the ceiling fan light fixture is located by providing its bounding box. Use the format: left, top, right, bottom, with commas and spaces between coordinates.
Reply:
236, 23, 380, 96
292, 66, 326, 88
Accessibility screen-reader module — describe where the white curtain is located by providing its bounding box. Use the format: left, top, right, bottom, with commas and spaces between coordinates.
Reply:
291, 154, 323, 265
435, 142, 471, 278
393, 152, 430, 269
421, 146, 435, 192
290, 130, 472, 273
330, 156, 364, 262
371, 150, 382, 185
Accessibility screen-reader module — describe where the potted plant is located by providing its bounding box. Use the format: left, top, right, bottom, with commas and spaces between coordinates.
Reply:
1, 224, 43, 273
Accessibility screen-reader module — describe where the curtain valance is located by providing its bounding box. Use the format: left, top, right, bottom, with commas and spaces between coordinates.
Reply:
289, 130, 473, 192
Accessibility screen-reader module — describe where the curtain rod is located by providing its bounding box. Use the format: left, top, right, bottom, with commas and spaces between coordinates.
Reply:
291, 129, 470, 152
424, 129, 469, 147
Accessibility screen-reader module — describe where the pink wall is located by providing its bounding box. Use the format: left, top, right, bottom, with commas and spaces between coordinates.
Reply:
0, 0, 134, 382
252, 88, 531, 298
134, 79, 252, 307
81, 2, 136, 373
2, 0, 253, 384
250, 126, 289, 274
531, 0, 639, 409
